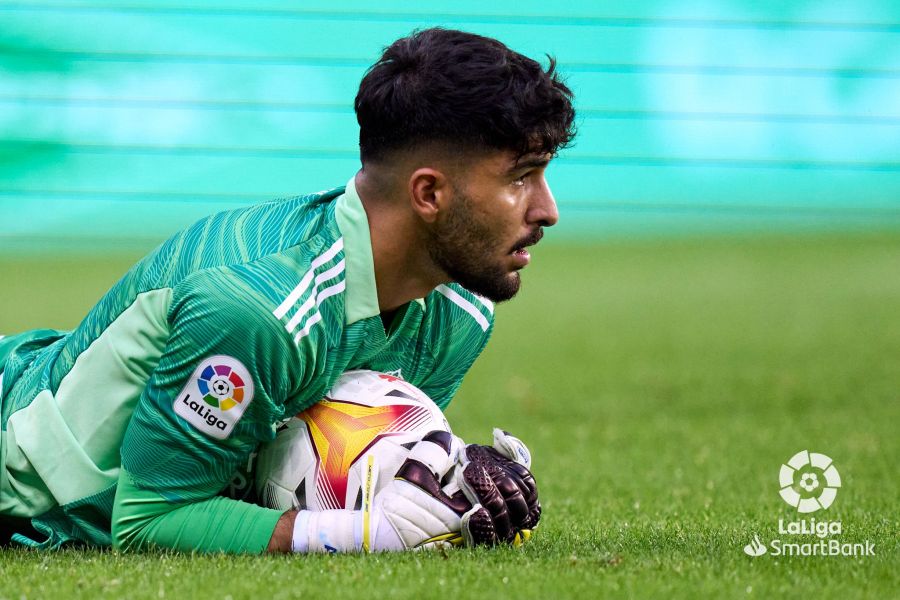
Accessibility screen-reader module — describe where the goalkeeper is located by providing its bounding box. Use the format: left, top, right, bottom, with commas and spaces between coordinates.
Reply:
0, 28, 575, 553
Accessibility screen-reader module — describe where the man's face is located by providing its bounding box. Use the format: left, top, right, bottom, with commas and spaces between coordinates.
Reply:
425, 150, 559, 302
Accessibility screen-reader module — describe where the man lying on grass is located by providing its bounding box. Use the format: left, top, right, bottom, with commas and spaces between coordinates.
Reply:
0, 27, 575, 553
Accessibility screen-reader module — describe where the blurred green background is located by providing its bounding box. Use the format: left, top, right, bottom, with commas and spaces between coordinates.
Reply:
1, 4, 898, 595
1, 0, 899, 254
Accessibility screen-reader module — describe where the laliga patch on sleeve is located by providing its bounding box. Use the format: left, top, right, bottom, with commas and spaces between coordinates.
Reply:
173, 355, 255, 440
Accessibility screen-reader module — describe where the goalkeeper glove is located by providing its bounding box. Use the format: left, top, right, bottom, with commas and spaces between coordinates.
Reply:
291, 430, 471, 552
289, 429, 540, 552
451, 428, 541, 546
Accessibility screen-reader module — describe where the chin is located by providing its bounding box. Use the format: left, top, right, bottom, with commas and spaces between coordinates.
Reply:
477, 272, 521, 303
439, 257, 523, 303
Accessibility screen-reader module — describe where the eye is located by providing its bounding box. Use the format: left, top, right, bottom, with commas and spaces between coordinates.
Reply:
512, 172, 530, 186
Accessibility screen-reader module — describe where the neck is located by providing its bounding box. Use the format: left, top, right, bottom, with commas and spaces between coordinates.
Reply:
354, 171, 447, 312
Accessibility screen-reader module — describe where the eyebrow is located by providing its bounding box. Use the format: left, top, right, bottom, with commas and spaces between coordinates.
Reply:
507, 156, 551, 174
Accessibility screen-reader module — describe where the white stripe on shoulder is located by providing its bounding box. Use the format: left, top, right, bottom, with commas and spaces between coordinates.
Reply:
284, 259, 346, 332
436, 284, 490, 332
294, 280, 347, 343
472, 293, 494, 315
273, 237, 344, 319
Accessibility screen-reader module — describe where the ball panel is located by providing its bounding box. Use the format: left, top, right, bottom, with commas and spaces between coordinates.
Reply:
254, 370, 451, 511
259, 479, 301, 512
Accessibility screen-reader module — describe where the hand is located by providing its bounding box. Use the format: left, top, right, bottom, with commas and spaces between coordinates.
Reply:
291, 430, 472, 552
372, 429, 541, 549
289, 429, 539, 552
367, 430, 471, 550
452, 428, 540, 546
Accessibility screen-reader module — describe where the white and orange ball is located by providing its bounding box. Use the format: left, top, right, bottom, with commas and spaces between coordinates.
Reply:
255, 370, 450, 511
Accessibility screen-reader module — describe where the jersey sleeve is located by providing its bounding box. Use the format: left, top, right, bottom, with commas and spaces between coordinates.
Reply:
112, 265, 303, 553
417, 284, 495, 409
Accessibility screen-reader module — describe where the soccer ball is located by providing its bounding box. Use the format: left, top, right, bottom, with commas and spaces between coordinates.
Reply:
255, 370, 451, 511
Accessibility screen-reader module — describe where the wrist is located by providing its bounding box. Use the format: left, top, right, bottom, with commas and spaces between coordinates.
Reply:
290, 509, 363, 553
267, 510, 298, 553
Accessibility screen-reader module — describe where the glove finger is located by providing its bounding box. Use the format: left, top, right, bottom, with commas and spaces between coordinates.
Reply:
492, 468, 530, 526
462, 445, 538, 535
462, 463, 513, 543
406, 430, 458, 478
479, 449, 538, 520
460, 505, 498, 546
493, 461, 538, 512
491, 428, 532, 468
501, 460, 537, 495
395, 431, 471, 515
521, 501, 542, 530
449, 489, 470, 509
481, 446, 538, 499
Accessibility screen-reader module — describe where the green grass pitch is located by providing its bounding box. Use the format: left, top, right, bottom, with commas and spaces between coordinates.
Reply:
1, 233, 897, 598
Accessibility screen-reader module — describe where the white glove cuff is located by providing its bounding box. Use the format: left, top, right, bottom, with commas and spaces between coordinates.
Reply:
291, 511, 311, 553
291, 510, 362, 553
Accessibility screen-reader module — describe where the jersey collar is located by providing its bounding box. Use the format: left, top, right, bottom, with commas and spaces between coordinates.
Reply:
335, 176, 426, 326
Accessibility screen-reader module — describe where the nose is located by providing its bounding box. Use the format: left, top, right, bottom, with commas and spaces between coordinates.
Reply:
526, 176, 559, 228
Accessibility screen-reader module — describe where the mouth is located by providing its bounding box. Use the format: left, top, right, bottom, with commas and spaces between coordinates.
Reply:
510, 228, 543, 254
509, 228, 544, 268
510, 247, 531, 269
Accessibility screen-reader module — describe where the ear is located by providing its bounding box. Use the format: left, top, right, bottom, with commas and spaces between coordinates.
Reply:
407, 168, 450, 224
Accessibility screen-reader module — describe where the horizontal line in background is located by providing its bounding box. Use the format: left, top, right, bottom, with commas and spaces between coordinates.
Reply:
0, 3, 898, 32
0, 96, 357, 114
563, 202, 900, 217
575, 111, 900, 125
0, 189, 271, 203
558, 156, 900, 171
3, 50, 898, 78
0, 234, 168, 244
2, 50, 369, 68
3, 96, 899, 125
0, 142, 359, 160
562, 64, 900, 78
3, 142, 898, 171
2, 190, 898, 217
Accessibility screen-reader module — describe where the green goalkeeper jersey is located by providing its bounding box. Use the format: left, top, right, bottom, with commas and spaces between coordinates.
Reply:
0, 178, 495, 552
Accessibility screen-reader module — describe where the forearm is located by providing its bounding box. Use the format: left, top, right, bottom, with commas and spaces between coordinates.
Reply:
112, 468, 284, 554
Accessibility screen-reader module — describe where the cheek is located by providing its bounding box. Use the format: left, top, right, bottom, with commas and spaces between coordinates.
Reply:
482, 191, 525, 224
501, 188, 525, 209
498, 195, 528, 234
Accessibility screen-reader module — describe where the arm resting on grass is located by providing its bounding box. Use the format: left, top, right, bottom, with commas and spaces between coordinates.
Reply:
111, 468, 289, 554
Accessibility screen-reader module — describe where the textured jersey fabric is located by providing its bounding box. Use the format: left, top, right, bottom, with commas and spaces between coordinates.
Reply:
0, 178, 494, 550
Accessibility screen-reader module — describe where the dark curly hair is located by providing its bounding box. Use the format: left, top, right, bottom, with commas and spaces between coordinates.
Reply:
355, 28, 576, 163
